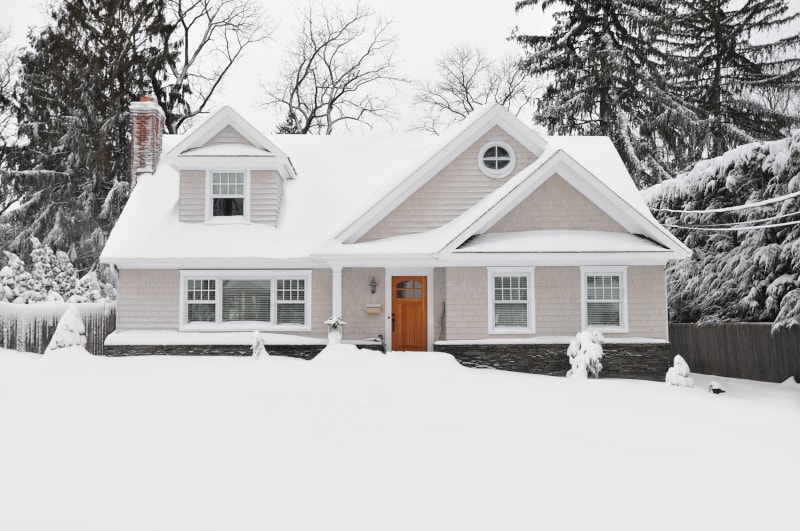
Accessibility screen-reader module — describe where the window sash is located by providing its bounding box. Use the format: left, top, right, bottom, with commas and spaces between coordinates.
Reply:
583, 273, 624, 329
492, 274, 529, 329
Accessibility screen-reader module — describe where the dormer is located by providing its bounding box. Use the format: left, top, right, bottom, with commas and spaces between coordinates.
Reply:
163, 106, 296, 226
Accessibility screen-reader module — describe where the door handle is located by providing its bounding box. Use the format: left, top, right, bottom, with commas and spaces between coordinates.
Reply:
391, 313, 395, 333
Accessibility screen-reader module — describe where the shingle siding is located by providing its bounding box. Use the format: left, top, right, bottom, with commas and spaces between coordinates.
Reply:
250, 170, 283, 225
487, 174, 625, 233
359, 126, 537, 242
340, 268, 385, 341
203, 125, 249, 146
179, 170, 206, 222
117, 269, 180, 330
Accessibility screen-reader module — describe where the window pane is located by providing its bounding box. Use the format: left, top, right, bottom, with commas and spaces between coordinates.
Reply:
587, 302, 620, 326
222, 279, 271, 322
213, 197, 244, 216
277, 278, 305, 302
188, 303, 215, 322
495, 303, 527, 327
277, 303, 305, 325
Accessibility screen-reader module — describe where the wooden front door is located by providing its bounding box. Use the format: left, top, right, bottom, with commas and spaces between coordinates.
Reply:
391, 276, 427, 351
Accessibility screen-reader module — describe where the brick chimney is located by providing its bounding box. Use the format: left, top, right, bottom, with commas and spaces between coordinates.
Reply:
130, 95, 165, 187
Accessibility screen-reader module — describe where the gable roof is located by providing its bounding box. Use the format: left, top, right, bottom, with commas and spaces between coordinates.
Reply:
101, 103, 689, 268
164, 106, 297, 180
335, 104, 549, 243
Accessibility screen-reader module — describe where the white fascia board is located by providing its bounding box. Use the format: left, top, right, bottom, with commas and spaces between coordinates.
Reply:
435, 251, 678, 267
106, 257, 324, 269
337, 107, 548, 244
316, 254, 439, 270
170, 155, 291, 178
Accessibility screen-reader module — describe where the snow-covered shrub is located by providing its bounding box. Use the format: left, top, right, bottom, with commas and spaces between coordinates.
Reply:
665, 354, 694, 387
67, 271, 104, 303
45, 305, 87, 352
1, 251, 35, 303
324, 316, 347, 345
566, 330, 605, 379
252, 331, 268, 358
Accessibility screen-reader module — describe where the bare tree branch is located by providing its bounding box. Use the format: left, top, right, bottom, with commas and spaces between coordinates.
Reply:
154, 0, 272, 133
0, 27, 20, 217
262, 0, 406, 135
410, 45, 538, 135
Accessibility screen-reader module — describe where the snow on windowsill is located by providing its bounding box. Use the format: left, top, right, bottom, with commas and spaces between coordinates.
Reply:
105, 330, 327, 346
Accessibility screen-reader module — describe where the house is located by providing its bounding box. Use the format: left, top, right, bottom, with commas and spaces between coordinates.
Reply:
100, 97, 690, 378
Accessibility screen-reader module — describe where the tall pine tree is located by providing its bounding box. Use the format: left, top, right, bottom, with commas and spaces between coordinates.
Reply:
6, 0, 174, 271
669, 0, 800, 159
514, 0, 685, 186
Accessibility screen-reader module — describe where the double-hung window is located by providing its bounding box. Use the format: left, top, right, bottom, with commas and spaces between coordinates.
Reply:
181, 271, 310, 330
488, 268, 534, 333
211, 171, 246, 217
581, 267, 628, 332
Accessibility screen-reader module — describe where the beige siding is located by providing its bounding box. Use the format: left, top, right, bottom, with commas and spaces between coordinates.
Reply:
441, 267, 490, 340
117, 269, 180, 330
535, 267, 582, 335
340, 268, 385, 341
203, 125, 250, 146
621, 266, 668, 340
488, 174, 625, 233
359, 126, 537, 242
250, 170, 283, 225
179, 170, 205, 222
438, 265, 667, 341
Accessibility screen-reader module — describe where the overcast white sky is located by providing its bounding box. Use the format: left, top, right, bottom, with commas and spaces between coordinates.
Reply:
1, 0, 552, 134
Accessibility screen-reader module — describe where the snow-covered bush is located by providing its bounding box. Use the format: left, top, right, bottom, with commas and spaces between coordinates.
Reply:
665, 354, 694, 387
0, 240, 115, 304
324, 316, 347, 345
45, 305, 87, 352
566, 330, 605, 379
252, 331, 268, 358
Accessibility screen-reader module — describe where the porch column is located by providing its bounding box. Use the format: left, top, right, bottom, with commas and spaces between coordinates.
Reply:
331, 266, 343, 318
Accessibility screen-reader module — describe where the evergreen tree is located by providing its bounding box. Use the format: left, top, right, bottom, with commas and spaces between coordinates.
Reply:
5, 0, 174, 271
647, 130, 800, 329
669, 0, 800, 159
514, 0, 684, 186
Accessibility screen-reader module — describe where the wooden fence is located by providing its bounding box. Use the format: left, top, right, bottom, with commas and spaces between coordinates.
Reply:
0, 302, 116, 357
669, 323, 800, 383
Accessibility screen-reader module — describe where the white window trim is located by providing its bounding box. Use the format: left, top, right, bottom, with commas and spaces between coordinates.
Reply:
580, 266, 629, 333
487, 267, 535, 334
478, 141, 516, 179
205, 170, 250, 222
179, 269, 312, 331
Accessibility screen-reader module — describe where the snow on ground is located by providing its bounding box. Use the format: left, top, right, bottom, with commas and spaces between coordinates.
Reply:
0, 344, 798, 531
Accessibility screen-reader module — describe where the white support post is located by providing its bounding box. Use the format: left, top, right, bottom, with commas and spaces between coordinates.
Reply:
331, 266, 343, 319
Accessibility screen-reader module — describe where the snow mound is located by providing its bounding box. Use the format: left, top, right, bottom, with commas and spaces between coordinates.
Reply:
666, 354, 694, 387
45, 305, 86, 352
312, 344, 384, 365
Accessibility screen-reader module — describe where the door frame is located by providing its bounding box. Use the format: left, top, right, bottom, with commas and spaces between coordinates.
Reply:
384, 268, 434, 352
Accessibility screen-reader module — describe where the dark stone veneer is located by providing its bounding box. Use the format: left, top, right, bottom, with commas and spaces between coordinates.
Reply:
434, 342, 671, 381
104, 342, 383, 359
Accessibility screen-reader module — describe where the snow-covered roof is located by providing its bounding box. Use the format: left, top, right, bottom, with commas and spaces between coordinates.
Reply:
100, 105, 688, 268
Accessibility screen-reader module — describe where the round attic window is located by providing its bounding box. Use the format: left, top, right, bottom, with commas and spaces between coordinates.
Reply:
478, 141, 516, 178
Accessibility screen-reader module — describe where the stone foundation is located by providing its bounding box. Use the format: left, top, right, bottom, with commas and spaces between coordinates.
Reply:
434, 342, 671, 381
104, 342, 384, 359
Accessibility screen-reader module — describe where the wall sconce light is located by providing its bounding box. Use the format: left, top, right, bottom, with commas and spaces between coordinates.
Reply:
369, 276, 378, 294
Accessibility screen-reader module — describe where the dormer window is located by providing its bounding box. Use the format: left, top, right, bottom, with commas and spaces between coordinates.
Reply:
212, 172, 245, 216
